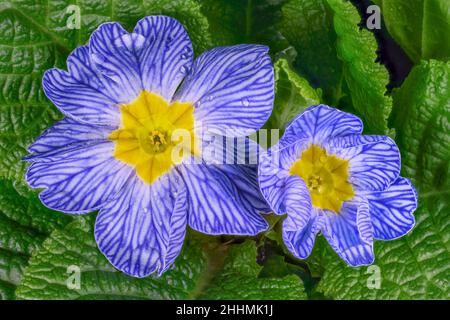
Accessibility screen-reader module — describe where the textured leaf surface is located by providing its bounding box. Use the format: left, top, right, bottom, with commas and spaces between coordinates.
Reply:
264, 59, 321, 132
1, 0, 212, 54
279, 0, 392, 133
279, 0, 343, 104
373, 0, 450, 63
0, 179, 70, 299
0, 10, 65, 182
327, 0, 392, 134
199, 0, 288, 52
16, 217, 208, 300
317, 60, 450, 299
200, 241, 307, 300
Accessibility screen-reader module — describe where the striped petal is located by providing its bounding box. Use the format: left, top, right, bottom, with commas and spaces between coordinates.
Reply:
258, 153, 289, 214
133, 16, 193, 100
43, 64, 121, 125
199, 135, 270, 213
322, 201, 374, 266
200, 134, 261, 166
174, 44, 274, 136
95, 172, 188, 277
44, 17, 192, 125
366, 177, 417, 240
25, 141, 133, 214
282, 175, 312, 231
282, 105, 363, 146
258, 139, 310, 214
332, 137, 401, 192
217, 165, 271, 214
180, 162, 269, 235
26, 117, 114, 155
280, 175, 319, 260
283, 211, 321, 260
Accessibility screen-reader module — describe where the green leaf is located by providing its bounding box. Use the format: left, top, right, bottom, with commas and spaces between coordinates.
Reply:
1, 0, 212, 54
327, 0, 392, 134
279, 0, 392, 133
373, 0, 450, 64
16, 224, 304, 300
0, 179, 70, 299
279, 0, 343, 104
317, 60, 450, 299
199, 0, 288, 52
264, 59, 321, 132
391, 59, 450, 191
199, 241, 307, 300
16, 217, 209, 300
0, 10, 66, 182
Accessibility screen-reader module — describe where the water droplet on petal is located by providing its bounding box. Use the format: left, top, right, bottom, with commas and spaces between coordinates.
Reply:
242, 98, 250, 107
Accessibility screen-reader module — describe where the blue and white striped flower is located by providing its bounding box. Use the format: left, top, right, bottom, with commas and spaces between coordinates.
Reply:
259, 105, 418, 266
25, 16, 274, 277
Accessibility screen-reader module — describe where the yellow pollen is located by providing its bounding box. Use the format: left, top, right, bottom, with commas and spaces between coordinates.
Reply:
289, 144, 354, 213
109, 90, 198, 184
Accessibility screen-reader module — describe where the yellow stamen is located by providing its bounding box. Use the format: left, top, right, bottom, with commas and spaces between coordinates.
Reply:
289, 144, 354, 213
109, 90, 198, 184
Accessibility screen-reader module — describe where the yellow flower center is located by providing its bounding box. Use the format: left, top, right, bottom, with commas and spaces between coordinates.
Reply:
109, 91, 198, 184
289, 144, 354, 213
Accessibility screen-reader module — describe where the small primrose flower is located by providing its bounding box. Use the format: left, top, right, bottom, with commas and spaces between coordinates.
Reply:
259, 105, 418, 266
25, 16, 274, 277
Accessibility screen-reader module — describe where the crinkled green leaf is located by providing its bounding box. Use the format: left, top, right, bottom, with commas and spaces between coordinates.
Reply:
0, 179, 70, 299
200, 241, 307, 300
279, 0, 343, 104
199, 0, 288, 52
317, 60, 450, 299
279, 0, 392, 133
1, 0, 212, 54
16, 217, 208, 300
264, 59, 321, 132
0, 10, 65, 182
373, 0, 450, 64
327, 0, 392, 134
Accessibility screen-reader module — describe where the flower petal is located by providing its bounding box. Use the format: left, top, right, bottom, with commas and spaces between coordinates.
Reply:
280, 175, 318, 259
174, 44, 274, 136
365, 177, 417, 240
333, 137, 401, 192
258, 139, 310, 213
25, 141, 133, 214
282, 175, 312, 231
258, 154, 289, 214
26, 117, 114, 155
283, 212, 321, 260
95, 172, 188, 277
44, 17, 193, 125
43, 63, 121, 125
180, 162, 269, 235
133, 16, 193, 100
199, 135, 270, 213
322, 201, 374, 266
217, 164, 271, 214
282, 105, 363, 146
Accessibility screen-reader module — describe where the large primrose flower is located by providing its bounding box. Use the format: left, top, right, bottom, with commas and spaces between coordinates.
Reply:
25, 16, 274, 277
259, 105, 418, 266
